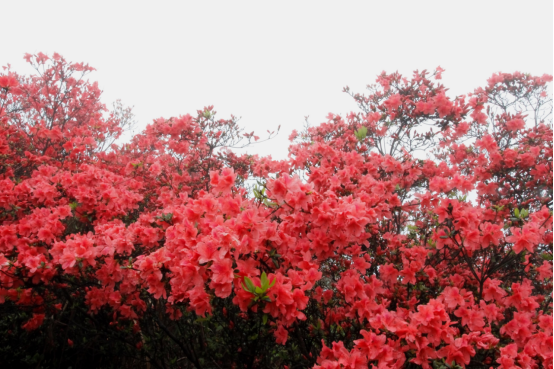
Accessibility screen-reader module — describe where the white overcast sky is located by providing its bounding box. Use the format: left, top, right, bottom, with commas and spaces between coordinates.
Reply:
3, 1, 553, 160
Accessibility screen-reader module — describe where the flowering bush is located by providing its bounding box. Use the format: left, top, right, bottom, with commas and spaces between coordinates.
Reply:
0, 54, 552, 369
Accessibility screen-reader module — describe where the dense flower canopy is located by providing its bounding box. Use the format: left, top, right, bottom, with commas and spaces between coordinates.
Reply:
0, 53, 552, 369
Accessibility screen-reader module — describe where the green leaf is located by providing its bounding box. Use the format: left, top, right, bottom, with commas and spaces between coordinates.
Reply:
269, 277, 276, 288
263, 199, 277, 207
262, 314, 268, 325
354, 126, 368, 141
69, 202, 79, 210
244, 277, 255, 293
254, 286, 263, 294
261, 272, 269, 290
514, 208, 520, 217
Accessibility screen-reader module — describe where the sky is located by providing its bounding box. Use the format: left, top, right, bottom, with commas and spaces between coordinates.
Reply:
3, 1, 553, 160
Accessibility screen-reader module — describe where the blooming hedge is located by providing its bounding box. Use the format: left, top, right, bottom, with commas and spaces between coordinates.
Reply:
0, 53, 552, 369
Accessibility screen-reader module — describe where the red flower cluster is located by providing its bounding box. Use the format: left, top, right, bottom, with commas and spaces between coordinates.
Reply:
0, 54, 552, 368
